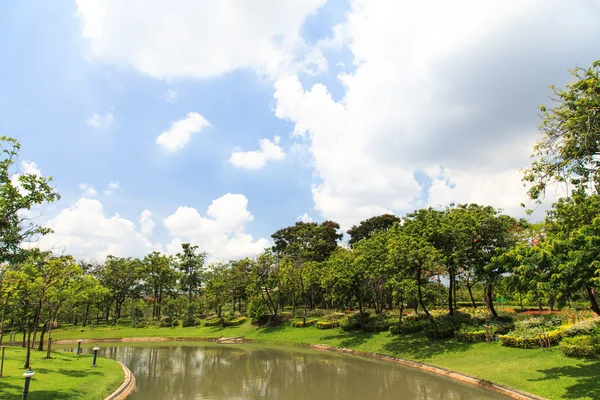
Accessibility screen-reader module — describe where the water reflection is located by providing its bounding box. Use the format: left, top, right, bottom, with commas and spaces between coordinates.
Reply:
83, 344, 504, 400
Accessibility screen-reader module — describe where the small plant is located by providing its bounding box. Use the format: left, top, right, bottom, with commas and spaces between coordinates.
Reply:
316, 321, 338, 329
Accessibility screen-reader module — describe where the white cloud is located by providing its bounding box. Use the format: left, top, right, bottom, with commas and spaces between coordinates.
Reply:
75, 0, 327, 79
139, 209, 156, 236
87, 112, 114, 128
164, 193, 270, 261
273, 0, 600, 227
156, 112, 210, 152
164, 89, 178, 103
21, 161, 41, 176
36, 198, 154, 260
229, 136, 285, 170
296, 213, 313, 223
78, 183, 97, 197
103, 181, 120, 195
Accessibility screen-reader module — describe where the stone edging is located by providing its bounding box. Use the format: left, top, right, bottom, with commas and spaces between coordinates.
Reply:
104, 361, 136, 400
55, 337, 545, 400
308, 344, 546, 400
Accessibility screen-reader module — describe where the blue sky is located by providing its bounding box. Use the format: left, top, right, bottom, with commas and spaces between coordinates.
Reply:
2, 0, 599, 261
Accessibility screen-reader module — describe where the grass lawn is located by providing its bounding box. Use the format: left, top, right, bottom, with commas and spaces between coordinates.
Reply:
0, 346, 124, 400
23, 321, 600, 400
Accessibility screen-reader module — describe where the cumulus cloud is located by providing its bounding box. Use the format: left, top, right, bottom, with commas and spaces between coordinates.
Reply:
75, 0, 327, 79
164, 193, 270, 261
139, 209, 156, 236
274, 0, 600, 227
156, 112, 210, 152
87, 112, 114, 128
21, 161, 41, 176
296, 213, 313, 223
36, 198, 154, 260
79, 183, 97, 197
229, 136, 285, 170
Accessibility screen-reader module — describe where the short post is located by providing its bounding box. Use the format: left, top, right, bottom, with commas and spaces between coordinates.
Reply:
76, 339, 83, 355
46, 336, 52, 359
0, 346, 5, 377
92, 345, 100, 367
22, 368, 34, 400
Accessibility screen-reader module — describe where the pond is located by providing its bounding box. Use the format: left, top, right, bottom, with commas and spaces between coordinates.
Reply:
72, 342, 505, 399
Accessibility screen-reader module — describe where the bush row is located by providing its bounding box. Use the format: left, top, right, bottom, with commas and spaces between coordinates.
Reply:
499, 328, 564, 348
559, 336, 600, 358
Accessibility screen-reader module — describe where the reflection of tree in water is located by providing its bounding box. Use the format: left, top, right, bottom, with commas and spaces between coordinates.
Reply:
102, 345, 501, 400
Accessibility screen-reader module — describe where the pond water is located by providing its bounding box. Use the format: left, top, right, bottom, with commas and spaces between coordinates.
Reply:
72, 343, 505, 399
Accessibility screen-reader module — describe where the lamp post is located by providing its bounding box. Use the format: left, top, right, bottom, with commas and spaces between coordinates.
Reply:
0, 346, 5, 378
92, 345, 100, 367
76, 339, 83, 355
22, 368, 34, 400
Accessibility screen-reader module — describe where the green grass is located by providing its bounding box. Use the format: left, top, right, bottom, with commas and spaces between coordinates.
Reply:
25, 321, 600, 400
0, 347, 124, 400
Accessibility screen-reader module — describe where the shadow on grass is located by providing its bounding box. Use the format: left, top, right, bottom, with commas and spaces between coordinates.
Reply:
531, 360, 600, 399
56, 368, 103, 378
26, 389, 85, 399
321, 331, 378, 348
382, 334, 472, 360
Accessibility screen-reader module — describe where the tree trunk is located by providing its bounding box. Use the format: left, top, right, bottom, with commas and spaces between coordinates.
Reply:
37, 321, 48, 351
485, 283, 498, 318
448, 270, 455, 316
83, 303, 90, 327
417, 276, 438, 338
398, 294, 405, 325
0, 296, 8, 347
467, 281, 477, 308
584, 286, 600, 316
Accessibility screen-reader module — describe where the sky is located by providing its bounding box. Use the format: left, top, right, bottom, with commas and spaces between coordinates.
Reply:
1, 0, 599, 262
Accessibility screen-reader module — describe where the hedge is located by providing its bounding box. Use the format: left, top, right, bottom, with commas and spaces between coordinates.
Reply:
316, 321, 338, 329
455, 330, 488, 343
224, 316, 247, 326
203, 318, 222, 327
292, 319, 317, 328
559, 336, 600, 358
499, 328, 564, 349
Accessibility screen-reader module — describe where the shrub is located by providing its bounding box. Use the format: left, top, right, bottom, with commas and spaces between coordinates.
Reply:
203, 318, 222, 327
339, 313, 363, 331
292, 319, 317, 327
499, 328, 564, 348
248, 298, 268, 324
425, 311, 473, 339
306, 309, 328, 317
454, 322, 513, 343
279, 312, 293, 321
563, 319, 599, 337
559, 336, 600, 358
323, 312, 345, 322
455, 329, 487, 343
224, 316, 247, 326
316, 321, 338, 329
362, 315, 394, 332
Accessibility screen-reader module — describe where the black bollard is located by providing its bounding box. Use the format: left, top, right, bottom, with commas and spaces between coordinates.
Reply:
22, 369, 34, 400
76, 339, 83, 355
92, 345, 99, 367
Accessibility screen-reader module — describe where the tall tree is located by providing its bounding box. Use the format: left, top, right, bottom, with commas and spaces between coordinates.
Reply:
0, 136, 60, 264
523, 60, 600, 201
271, 221, 343, 263
347, 214, 400, 247
176, 243, 206, 301
95, 256, 141, 320
142, 251, 178, 319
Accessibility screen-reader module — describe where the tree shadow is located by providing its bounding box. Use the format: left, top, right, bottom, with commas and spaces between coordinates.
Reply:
530, 359, 600, 399
56, 368, 103, 378
320, 331, 378, 348
26, 389, 86, 399
380, 334, 473, 360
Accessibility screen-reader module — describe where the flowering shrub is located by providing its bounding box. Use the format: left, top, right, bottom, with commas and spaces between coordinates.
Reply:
560, 336, 600, 358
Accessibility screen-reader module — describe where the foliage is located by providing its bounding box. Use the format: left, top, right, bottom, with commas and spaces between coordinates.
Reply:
563, 319, 600, 338
347, 214, 400, 246
316, 320, 338, 329
499, 327, 565, 348
559, 335, 600, 358
0, 136, 60, 264
292, 319, 317, 327
523, 60, 600, 201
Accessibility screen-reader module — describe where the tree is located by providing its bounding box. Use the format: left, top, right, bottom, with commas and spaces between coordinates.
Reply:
546, 194, 600, 315
523, 60, 600, 201
204, 263, 231, 326
347, 214, 400, 247
0, 136, 60, 263
388, 222, 442, 336
176, 243, 206, 301
142, 251, 178, 319
95, 256, 141, 321
271, 221, 343, 263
